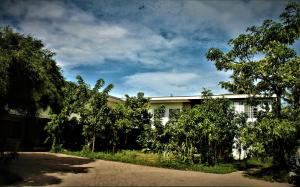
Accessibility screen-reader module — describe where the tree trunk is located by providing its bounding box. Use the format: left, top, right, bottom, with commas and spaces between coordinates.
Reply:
293, 86, 300, 109
125, 134, 128, 147
92, 129, 95, 152
275, 94, 282, 118
214, 143, 217, 164
273, 142, 287, 168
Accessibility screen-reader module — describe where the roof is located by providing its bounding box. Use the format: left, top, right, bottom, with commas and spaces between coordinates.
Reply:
108, 94, 276, 103
149, 94, 276, 103
108, 95, 124, 103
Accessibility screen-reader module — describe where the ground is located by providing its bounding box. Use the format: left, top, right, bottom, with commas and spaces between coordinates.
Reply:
8, 152, 292, 186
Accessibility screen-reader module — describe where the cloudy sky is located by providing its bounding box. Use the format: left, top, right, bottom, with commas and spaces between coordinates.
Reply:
0, 0, 298, 97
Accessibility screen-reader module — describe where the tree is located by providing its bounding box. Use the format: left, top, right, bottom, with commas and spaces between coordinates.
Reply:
122, 92, 152, 147
0, 26, 64, 116
45, 81, 84, 151
76, 76, 113, 152
201, 88, 213, 99
46, 75, 114, 152
153, 105, 166, 132
139, 105, 166, 151
113, 103, 133, 148
206, 2, 300, 117
0, 26, 64, 153
232, 113, 249, 160
125, 92, 152, 130
206, 2, 300, 168
164, 97, 236, 165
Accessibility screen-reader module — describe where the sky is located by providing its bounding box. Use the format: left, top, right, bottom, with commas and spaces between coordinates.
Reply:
0, 0, 298, 97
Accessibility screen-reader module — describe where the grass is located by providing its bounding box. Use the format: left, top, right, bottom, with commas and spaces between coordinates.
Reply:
62, 150, 291, 182
233, 157, 273, 170
60, 150, 292, 183
61, 150, 237, 174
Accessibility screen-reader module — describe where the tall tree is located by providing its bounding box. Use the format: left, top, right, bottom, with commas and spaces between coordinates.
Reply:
206, 2, 300, 117
45, 81, 83, 150
0, 26, 64, 116
76, 76, 113, 152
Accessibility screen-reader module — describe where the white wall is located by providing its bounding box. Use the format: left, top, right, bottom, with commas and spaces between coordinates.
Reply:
232, 100, 272, 123
149, 103, 184, 125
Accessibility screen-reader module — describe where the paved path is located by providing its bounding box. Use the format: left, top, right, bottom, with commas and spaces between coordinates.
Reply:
9, 152, 292, 186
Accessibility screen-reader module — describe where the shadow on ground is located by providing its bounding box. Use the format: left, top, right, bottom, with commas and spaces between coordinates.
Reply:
8, 152, 94, 186
242, 167, 290, 183
232, 160, 293, 185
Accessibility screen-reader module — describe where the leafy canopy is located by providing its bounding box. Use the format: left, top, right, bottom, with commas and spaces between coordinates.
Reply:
0, 26, 64, 115
206, 2, 300, 117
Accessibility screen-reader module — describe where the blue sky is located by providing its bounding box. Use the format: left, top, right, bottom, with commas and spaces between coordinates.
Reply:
0, 0, 298, 97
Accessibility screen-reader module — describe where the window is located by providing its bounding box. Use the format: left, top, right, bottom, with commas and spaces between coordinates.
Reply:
245, 105, 258, 118
253, 106, 258, 118
169, 109, 180, 119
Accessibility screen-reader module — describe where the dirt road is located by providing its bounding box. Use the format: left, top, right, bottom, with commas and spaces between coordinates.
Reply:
9, 152, 291, 186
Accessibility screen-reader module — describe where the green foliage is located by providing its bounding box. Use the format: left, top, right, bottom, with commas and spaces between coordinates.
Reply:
45, 81, 84, 150
164, 97, 237, 165
124, 92, 151, 130
62, 150, 237, 174
0, 26, 64, 115
0, 26, 64, 160
206, 2, 300, 169
113, 92, 152, 149
45, 75, 114, 152
201, 88, 213, 98
206, 2, 300, 118
44, 113, 67, 151
233, 113, 248, 159
73, 76, 114, 152
243, 114, 297, 166
139, 105, 166, 151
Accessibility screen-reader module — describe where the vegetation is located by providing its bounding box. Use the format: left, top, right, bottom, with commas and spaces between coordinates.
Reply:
0, 26, 64, 116
206, 1, 300, 183
206, 2, 300, 117
0, 26, 64, 183
0, 1, 299, 185
62, 149, 281, 176
162, 97, 237, 165
61, 149, 237, 174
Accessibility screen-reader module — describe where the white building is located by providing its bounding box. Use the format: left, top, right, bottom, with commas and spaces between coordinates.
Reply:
148, 94, 274, 125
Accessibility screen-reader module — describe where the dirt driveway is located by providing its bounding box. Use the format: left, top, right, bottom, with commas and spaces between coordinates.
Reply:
8, 152, 292, 186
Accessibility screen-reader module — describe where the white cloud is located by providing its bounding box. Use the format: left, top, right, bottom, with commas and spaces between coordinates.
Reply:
2, 0, 285, 69
4, 0, 187, 68
123, 71, 227, 96
1, 0, 286, 96
140, 0, 284, 38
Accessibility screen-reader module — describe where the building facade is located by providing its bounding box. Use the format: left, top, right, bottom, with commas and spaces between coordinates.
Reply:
148, 94, 274, 125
